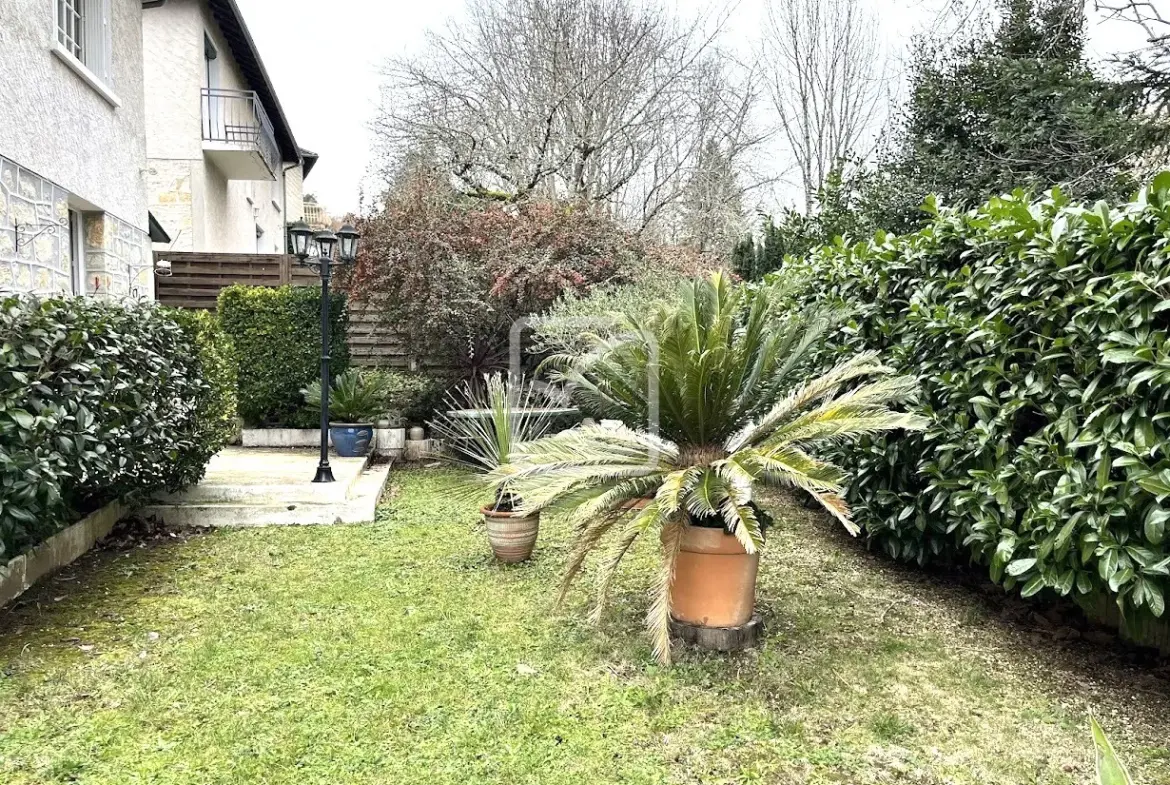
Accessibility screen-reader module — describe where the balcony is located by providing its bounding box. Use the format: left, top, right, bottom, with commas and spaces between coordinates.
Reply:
201, 88, 279, 181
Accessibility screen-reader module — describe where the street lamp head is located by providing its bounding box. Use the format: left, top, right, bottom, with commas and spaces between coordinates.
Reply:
314, 228, 338, 261
337, 224, 360, 262
288, 221, 313, 259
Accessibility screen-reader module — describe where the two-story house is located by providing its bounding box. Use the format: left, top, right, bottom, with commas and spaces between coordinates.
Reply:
0, 0, 314, 301
142, 0, 311, 255
0, 0, 157, 297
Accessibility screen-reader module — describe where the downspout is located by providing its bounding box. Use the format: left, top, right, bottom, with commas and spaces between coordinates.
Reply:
281, 160, 296, 254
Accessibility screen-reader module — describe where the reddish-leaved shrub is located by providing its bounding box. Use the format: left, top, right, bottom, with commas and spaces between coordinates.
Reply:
346, 177, 699, 375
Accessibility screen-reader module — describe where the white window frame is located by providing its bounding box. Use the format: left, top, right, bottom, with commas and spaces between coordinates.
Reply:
69, 210, 87, 296
52, 0, 120, 108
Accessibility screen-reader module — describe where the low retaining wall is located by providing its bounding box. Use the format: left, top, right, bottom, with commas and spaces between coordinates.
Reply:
243, 428, 408, 457
0, 500, 130, 607
1077, 592, 1170, 656
242, 428, 324, 448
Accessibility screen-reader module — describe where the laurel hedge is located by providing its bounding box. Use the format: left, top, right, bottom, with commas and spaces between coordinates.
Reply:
783, 174, 1170, 618
168, 308, 239, 449
218, 285, 348, 428
0, 296, 231, 560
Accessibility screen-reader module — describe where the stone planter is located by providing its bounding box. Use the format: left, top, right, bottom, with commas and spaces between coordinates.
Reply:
241, 428, 325, 448
481, 507, 540, 563
403, 438, 431, 462
0, 500, 130, 607
375, 427, 406, 460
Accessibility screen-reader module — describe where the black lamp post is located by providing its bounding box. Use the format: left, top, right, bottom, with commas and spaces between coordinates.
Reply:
289, 220, 361, 483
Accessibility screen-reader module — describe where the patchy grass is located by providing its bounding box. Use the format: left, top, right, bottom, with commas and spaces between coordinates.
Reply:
0, 467, 1168, 784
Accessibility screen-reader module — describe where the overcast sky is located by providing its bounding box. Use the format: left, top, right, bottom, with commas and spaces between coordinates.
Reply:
235, 0, 1149, 217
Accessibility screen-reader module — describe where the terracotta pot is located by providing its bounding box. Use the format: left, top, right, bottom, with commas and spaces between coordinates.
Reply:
668, 525, 759, 628
481, 507, 540, 563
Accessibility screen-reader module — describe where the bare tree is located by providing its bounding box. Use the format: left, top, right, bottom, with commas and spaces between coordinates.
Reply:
761, 0, 888, 211
1097, 1, 1170, 112
674, 138, 747, 255
374, 0, 767, 235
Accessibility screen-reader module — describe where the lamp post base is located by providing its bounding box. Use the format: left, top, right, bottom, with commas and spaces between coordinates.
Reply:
313, 465, 336, 483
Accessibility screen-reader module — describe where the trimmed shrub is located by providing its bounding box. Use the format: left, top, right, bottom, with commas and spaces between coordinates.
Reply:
0, 296, 221, 560
218, 285, 348, 427
784, 176, 1170, 618
528, 269, 695, 358
168, 308, 239, 448
368, 369, 449, 426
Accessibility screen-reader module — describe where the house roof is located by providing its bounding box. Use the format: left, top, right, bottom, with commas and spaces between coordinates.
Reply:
143, 0, 301, 164
300, 148, 319, 178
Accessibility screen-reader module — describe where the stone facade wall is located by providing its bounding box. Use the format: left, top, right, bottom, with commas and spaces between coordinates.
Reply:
0, 0, 151, 300
84, 213, 152, 298
0, 155, 151, 298
148, 160, 196, 252
0, 158, 72, 294
0, 0, 148, 228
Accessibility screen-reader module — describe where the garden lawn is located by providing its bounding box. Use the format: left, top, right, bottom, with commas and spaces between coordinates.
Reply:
1, 469, 1169, 785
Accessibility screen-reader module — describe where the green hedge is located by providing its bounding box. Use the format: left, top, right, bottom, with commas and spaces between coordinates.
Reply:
0, 296, 228, 560
168, 309, 239, 448
218, 285, 348, 427
785, 175, 1170, 618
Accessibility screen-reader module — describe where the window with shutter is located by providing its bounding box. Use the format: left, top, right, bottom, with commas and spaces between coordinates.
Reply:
55, 0, 112, 86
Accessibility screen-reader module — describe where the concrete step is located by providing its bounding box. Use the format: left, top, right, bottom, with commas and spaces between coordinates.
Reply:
141, 449, 391, 528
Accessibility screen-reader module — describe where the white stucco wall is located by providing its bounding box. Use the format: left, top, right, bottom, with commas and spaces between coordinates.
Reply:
0, 0, 149, 229
143, 0, 204, 163
0, 0, 151, 297
285, 163, 305, 223
0, 0, 148, 228
144, 0, 296, 255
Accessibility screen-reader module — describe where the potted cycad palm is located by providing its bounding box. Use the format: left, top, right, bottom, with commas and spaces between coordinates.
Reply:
494, 272, 926, 663
303, 370, 390, 457
429, 373, 557, 562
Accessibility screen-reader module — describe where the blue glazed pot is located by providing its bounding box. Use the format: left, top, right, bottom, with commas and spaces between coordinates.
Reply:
329, 423, 374, 457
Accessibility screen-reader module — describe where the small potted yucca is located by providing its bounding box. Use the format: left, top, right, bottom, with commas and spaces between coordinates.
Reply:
429, 373, 557, 562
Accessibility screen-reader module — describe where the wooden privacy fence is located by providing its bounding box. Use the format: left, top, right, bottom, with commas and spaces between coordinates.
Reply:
347, 298, 412, 368
153, 252, 318, 310
154, 251, 412, 368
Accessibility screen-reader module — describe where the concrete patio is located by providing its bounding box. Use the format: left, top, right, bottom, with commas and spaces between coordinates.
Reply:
141, 448, 391, 527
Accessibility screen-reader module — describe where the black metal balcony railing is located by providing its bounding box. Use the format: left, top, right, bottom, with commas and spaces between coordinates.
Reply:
201, 88, 279, 177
